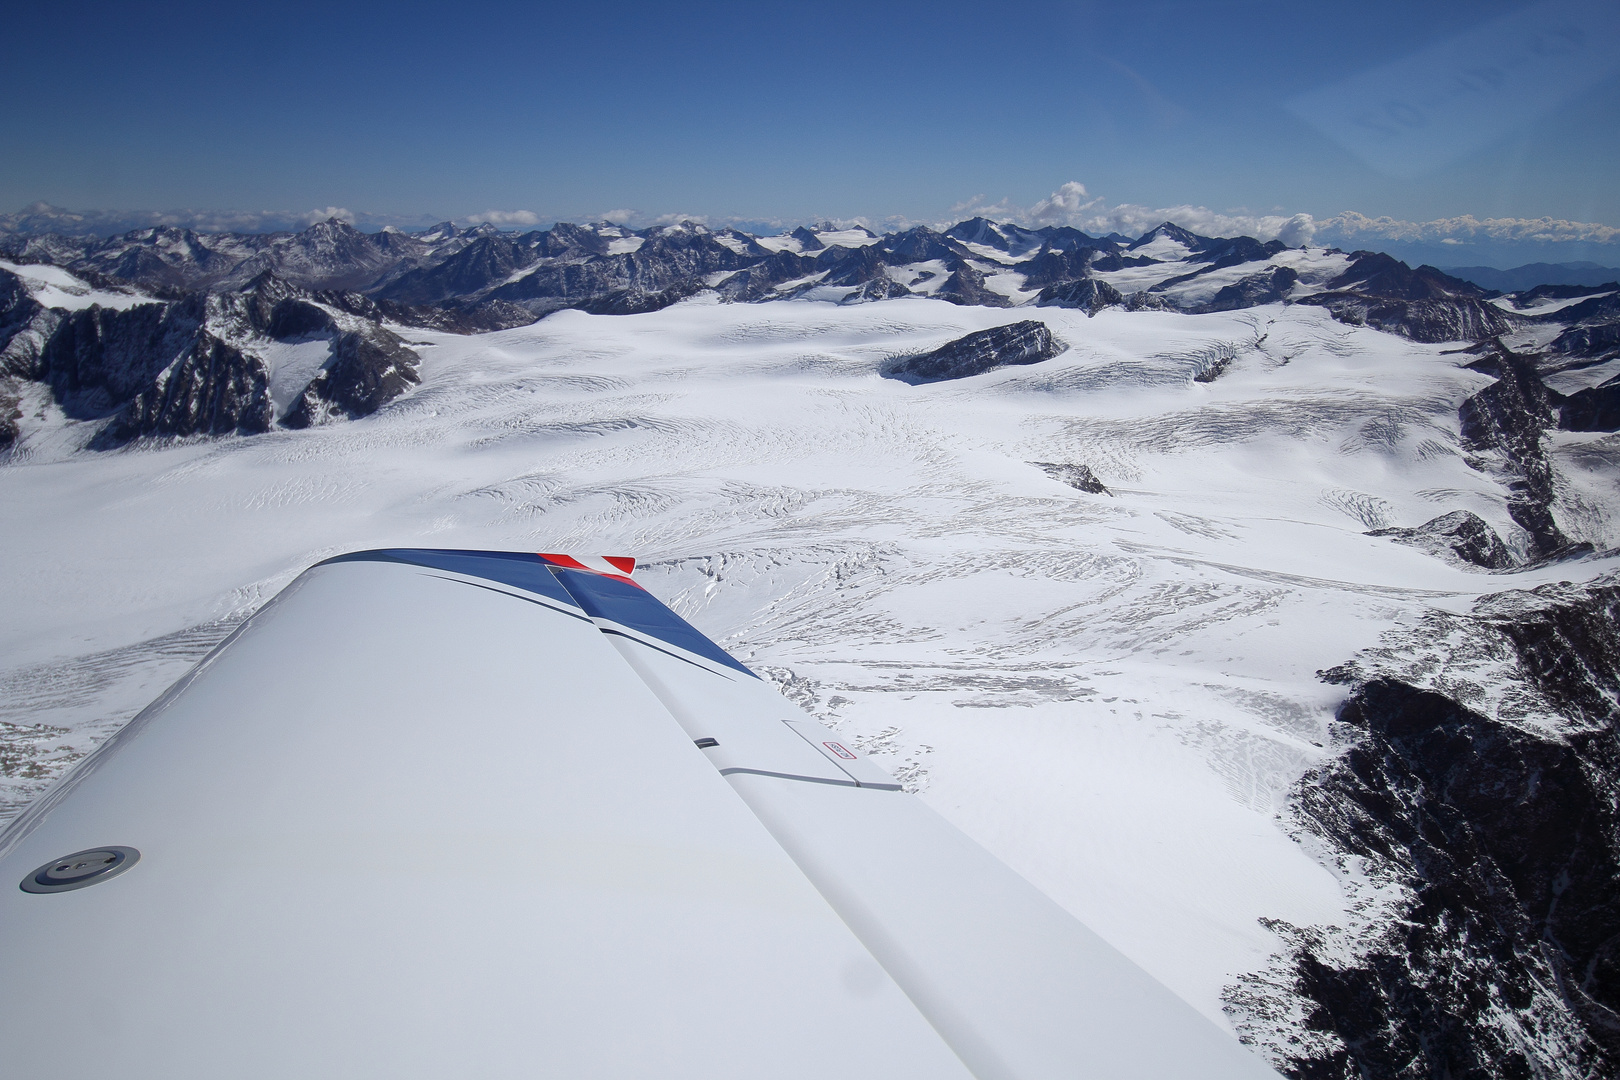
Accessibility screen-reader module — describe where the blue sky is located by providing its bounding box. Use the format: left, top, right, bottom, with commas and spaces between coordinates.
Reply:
3, 0, 1617, 258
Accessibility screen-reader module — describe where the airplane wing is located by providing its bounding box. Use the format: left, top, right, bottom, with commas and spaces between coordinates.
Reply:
0, 549, 1281, 1080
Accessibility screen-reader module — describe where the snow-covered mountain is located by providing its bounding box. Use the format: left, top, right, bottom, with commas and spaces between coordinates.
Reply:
5, 214, 1618, 453
3, 215, 1620, 1079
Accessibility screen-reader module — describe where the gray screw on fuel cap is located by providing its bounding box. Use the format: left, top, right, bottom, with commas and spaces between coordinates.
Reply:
20, 847, 140, 894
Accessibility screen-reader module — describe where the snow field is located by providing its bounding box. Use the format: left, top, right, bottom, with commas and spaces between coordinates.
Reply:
4, 292, 1618, 1029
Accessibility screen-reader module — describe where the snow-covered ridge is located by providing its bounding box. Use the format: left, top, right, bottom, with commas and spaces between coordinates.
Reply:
4, 210, 1617, 457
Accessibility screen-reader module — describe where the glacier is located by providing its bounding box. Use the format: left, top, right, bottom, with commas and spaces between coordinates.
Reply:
1, 219, 1618, 1078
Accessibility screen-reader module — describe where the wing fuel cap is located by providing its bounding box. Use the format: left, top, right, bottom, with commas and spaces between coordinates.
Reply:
20, 847, 140, 894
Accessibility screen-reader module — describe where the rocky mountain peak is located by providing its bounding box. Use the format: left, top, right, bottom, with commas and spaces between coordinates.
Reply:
1126, 221, 1209, 252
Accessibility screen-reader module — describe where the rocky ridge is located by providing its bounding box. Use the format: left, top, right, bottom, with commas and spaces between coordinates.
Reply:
0, 267, 425, 447
883, 321, 1068, 383
1228, 574, 1620, 1080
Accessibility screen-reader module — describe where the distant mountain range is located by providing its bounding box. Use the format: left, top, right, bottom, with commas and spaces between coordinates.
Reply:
1440, 262, 1620, 293
3, 215, 1617, 451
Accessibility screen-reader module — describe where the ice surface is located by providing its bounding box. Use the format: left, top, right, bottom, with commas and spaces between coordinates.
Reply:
3, 293, 1615, 1031
0, 258, 149, 311
1493, 290, 1617, 315
260, 338, 336, 417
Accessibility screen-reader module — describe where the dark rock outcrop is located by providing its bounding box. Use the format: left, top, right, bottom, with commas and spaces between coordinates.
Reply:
839, 276, 912, 304
0, 386, 20, 447
788, 225, 824, 252
36, 299, 209, 415
1559, 379, 1620, 432
933, 261, 1012, 308
0, 269, 45, 353
574, 279, 706, 315
1325, 253, 1494, 301
1302, 294, 1521, 343
94, 333, 272, 446
282, 326, 419, 428
884, 321, 1067, 383
1017, 247, 1100, 290
1036, 277, 1123, 315
1236, 574, 1620, 1080
2, 267, 424, 446
1552, 321, 1620, 362
1194, 266, 1299, 314
715, 251, 816, 302
1544, 293, 1620, 365
0, 269, 57, 378
1299, 252, 1521, 343
877, 226, 972, 265
1367, 510, 1516, 569
1458, 349, 1571, 557
1032, 461, 1112, 495
1125, 221, 1211, 254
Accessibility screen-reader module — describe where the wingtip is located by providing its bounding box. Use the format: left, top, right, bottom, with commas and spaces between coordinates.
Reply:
537, 553, 639, 582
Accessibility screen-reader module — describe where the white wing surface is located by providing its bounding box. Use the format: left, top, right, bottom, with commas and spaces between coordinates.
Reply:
0, 549, 1282, 1080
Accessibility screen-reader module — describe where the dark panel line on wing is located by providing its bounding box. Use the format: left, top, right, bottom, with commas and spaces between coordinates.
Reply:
321, 549, 580, 607
717, 768, 860, 788
600, 628, 736, 678
548, 568, 758, 677
420, 575, 594, 622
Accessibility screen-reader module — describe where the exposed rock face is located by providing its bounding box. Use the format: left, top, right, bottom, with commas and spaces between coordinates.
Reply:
1559, 380, 1620, 432
1122, 291, 1172, 312
884, 321, 1067, 383
1019, 248, 1101, 289
95, 334, 272, 446
1325, 253, 1494, 301
1297, 252, 1522, 344
0, 268, 422, 446
282, 326, 420, 429
0, 269, 57, 378
1032, 461, 1112, 495
877, 226, 972, 265
817, 245, 900, 293
1195, 266, 1299, 313
574, 280, 708, 316
839, 276, 912, 304
36, 300, 211, 415
715, 251, 816, 302
0, 386, 20, 447
1126, 221, 1207, 254
1304, 294, 1521, 343
1458, 349, 1570, 557
1036, 277, 1123, 315
934, 261, 1012, 308
1553, 322, 1620, 362
1367, 510, 1516, 569
1545, 295, 1620, 364
788, 225, 824, 251
1231, 575, 1620, 1080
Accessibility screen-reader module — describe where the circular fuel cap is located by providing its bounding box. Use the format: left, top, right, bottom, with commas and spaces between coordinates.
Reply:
20, 847, 140, 894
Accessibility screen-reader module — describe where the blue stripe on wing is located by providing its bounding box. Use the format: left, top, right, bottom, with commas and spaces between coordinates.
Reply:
549, 567, 757, 677
321, 549, 581, 607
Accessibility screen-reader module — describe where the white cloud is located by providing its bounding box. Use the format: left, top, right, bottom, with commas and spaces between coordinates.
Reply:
600, 209, 637, 225
464, 209, 542, 227
1275, 213, 1316, 247
1314, 211, 1620, 246
950, 193, 1015, 218
298, 206, 356, 226
1008, 182, 1318, 243
1027, 182, 1098, 226
989, 181, 1619, 250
